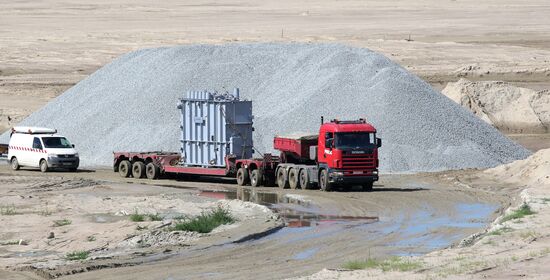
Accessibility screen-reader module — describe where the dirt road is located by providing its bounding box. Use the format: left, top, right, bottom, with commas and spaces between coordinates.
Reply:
0, 164, 520, 279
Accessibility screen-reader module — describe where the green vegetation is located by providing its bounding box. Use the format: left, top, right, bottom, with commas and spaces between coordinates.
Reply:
129, 212, 145, 222
488, 226, 513, 236
343, 256, 423, 272
0, 204, 17, 215
171, 207, 234, 233
136, 225, 148, 231
66, 250, 89, 260
53, 219, 72, 227
147, 213, 163, 221
501, 204, 536, 223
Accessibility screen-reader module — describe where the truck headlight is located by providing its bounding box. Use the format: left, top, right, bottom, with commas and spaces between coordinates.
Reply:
74, 153, 79, 157
372, 170, 378, 175
330, 171, 344, 177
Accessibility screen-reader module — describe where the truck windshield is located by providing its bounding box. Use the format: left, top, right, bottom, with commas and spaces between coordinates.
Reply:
335, 132, 375, 150
42, 137, 72, 149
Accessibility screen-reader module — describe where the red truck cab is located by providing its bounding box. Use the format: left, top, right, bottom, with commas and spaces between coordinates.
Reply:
317, 119, 381, 191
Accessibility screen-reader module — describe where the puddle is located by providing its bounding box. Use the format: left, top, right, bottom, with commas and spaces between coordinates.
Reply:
3, 250, 54, 258
292, 247, 320, 260
199, 189, 379, 228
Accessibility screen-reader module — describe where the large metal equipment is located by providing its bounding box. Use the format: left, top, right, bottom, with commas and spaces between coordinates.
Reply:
177, 88, 253, 168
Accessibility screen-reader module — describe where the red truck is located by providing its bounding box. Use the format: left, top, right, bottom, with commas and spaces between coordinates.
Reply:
113, 89, 381, 191
113, 118, 380, 192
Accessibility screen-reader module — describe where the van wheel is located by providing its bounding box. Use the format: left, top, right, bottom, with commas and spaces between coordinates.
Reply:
40, 159, 49, 173
319, 169, 332, 192
236, 168, 249, 186
250, 169, 262, 187
118, 160, 131, 177
146, 162, 160, 179
11, 157, 20, 171
132, 161, 146, 178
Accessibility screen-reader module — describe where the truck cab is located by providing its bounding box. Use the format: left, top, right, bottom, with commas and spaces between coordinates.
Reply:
317, 119, 381, 191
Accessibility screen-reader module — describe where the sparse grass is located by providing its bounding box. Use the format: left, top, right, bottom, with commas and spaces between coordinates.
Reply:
170, 207, 234, 233
129, 212, 145, 222
520, 231, 538, 239
86, 236, 96, 242
66, 250, 89, 260
488, 226, 513, 236
147, 213, 163, 221
53, 219, 72, 227
0, 240, 20, 245
173, 214, 188, 221
501, 204, 536, 223
343, 256, 423, 272
0, 204, 17, 215
541, 198, 550, 204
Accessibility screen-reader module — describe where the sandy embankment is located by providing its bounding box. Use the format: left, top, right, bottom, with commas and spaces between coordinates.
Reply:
0, 173, 281, 275
297, 149, 550, 279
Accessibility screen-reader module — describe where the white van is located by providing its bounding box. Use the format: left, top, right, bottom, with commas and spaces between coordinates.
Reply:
8, 127, 79, 172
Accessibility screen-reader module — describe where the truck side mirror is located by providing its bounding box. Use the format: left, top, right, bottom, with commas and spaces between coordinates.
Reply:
376, 138, 382, 148
326, 139, 333, 149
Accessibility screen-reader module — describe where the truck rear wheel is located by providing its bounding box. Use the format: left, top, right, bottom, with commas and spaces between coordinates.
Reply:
132, 161, 146, 178
146, 162, 160, 179
250, 169, 262, 187
319, 169, 332, 192
11, 157, 20, 171
288, 168, 300, 189
118, 160, 131, 178
277, 167, 289, 189
362, 181, 374, 192
299, 169, 310, 189
236, 168, 249, 186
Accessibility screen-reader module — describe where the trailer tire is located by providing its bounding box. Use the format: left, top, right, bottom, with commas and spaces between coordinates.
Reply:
11, 157, 20, 171
276, 167, 289, 189
250, 169, 262, 187
299, 169, 310, 189
132, 161, 146, 179
146, 162, 160, 179
237, 168, 249, 186
288, 168, 300, 189
118, 160, 132, 178
362, 181, 374, 192
319, 169, 332, 192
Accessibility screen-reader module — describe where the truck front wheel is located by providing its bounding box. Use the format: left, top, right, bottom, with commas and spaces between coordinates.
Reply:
250, 169, 262, 187
118, 160, 131, 178
236, 168, 249, 186
362, 181, 374, 192
319, 169, 332, 192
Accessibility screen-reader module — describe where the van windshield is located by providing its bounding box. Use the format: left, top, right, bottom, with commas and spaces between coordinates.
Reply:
42, 137, 72, 149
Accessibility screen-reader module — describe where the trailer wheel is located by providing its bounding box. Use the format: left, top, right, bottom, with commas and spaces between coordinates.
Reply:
132, 161, 146, 179
319, 169, 332, 192
10, 157, 20, 171
236, 168, 249, 186
288, 168, 300, 189
276, 167, 289, 189
299, 169, 310, 189
118, 160, 131, 177
146, 162, 160, 179
362, 181, 374, 192
250, 169, 263, 187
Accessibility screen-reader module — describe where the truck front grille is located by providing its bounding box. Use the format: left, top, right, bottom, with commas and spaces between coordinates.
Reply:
341, 154, 376, 169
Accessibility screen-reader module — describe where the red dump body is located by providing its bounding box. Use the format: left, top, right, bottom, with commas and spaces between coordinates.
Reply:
273, 135, 318, 160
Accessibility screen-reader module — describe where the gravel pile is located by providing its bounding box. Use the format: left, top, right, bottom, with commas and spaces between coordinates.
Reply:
0, 43, 531, 172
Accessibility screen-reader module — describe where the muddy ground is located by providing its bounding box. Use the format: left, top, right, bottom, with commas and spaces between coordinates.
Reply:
0, 164, 522, 279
